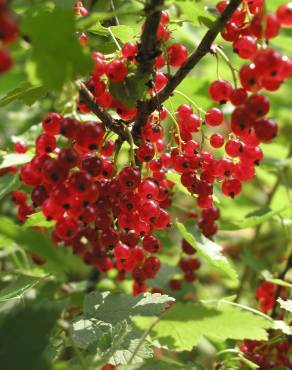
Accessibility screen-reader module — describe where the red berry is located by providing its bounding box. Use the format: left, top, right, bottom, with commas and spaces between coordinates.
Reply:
233, 36, 257, 59
167, 43, 188, 67
42, 112, 61, 135
210, 133, 224, 148
121, 42, 137, 59
205, 108, 223, 126
209, 80, 232, 104
229, 88, 248, 106
36, 134, 56, 155
169, 279, 181, 290
276, 3, 292, 26
225, 139, 241, 157
11, 190, 27, 205
222, 178, 242, 198
254, 119, 278, 142
0, 48, 13, 73
105, 60, 127, 82
143, 235, 161, 253
55, 218, 79, 240
14, 140, 28, 153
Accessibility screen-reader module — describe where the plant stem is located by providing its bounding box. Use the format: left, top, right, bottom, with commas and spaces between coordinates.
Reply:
174, 89, 206, 114
164, 106, 182, 153
128, 315, 162, 365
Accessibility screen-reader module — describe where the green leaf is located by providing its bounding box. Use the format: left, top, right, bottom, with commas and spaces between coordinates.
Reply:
109, 25, 134, 43
71, 292, 172, 365
54, 81, 79, 115
24, 212, 55, 229
176, 220, 238, 284
135, 301, 273, 352
0, 217, 81, 278
273, 320, 292, 335
0, 174, 20, 200
176, 1, 216, 28
0, 275, 41, 302
0, 82, 47, 107
101, 321, 153, 366
0, 153, 33, 169
220, 202, 292, 230
21, 7, 92, 90
277, 298, 292, 313
262, 156, 292, 169
117, 358, 197, 370
82, 291, 174, 324
109, 73, 149, 108
0, 301, 61, 370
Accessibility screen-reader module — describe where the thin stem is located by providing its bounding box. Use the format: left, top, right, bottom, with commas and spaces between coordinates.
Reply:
214, 45, 238, 88
165, 105, 182, 153
77, 81, 128, 142
128, 315, 162, 365
108, 27, 121, 50
68, 336, 88, 370
109, 0, 120, 25
221, 299, 274, 322
174, 89, 206, 114
120, 122, 136, 166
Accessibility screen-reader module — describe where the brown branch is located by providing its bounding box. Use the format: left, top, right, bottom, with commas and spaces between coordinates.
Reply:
134, 0, 243, 134
136, 0, 164, 75
77, 81, 129, 142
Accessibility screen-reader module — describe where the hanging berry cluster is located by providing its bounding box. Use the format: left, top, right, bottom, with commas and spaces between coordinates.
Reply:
4, 1, 292, 295
238, 281, 291, 369
0, 0, 18, 74
240, 339, 291, 369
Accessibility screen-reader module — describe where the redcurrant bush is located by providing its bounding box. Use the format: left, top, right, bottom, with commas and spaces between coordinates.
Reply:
0, 1, 291, 369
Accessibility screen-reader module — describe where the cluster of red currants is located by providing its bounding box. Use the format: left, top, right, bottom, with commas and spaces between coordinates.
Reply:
255, 281, 288, 313
240, 339, 291, 369
0, 0, 18, 74
11, 112, 175, 295
237, 281, 291, 369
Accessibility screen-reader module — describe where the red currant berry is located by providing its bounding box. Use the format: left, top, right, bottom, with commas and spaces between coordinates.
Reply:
167, 43, 188, 67
105, 60, 127, 82
205, 108, 223, 126
209, 80, 232, 104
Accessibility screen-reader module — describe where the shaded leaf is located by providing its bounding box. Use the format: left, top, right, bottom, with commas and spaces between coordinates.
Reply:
22, 7, 92, 90
0, 153, 33, 170
109, 73, 149, 108
0, 217, 86, 279
0, 301, 61, 370
0, 82, 47, 107
0, 174, 20, 200
0, 275, 41, 302
54, 81, 79, 115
